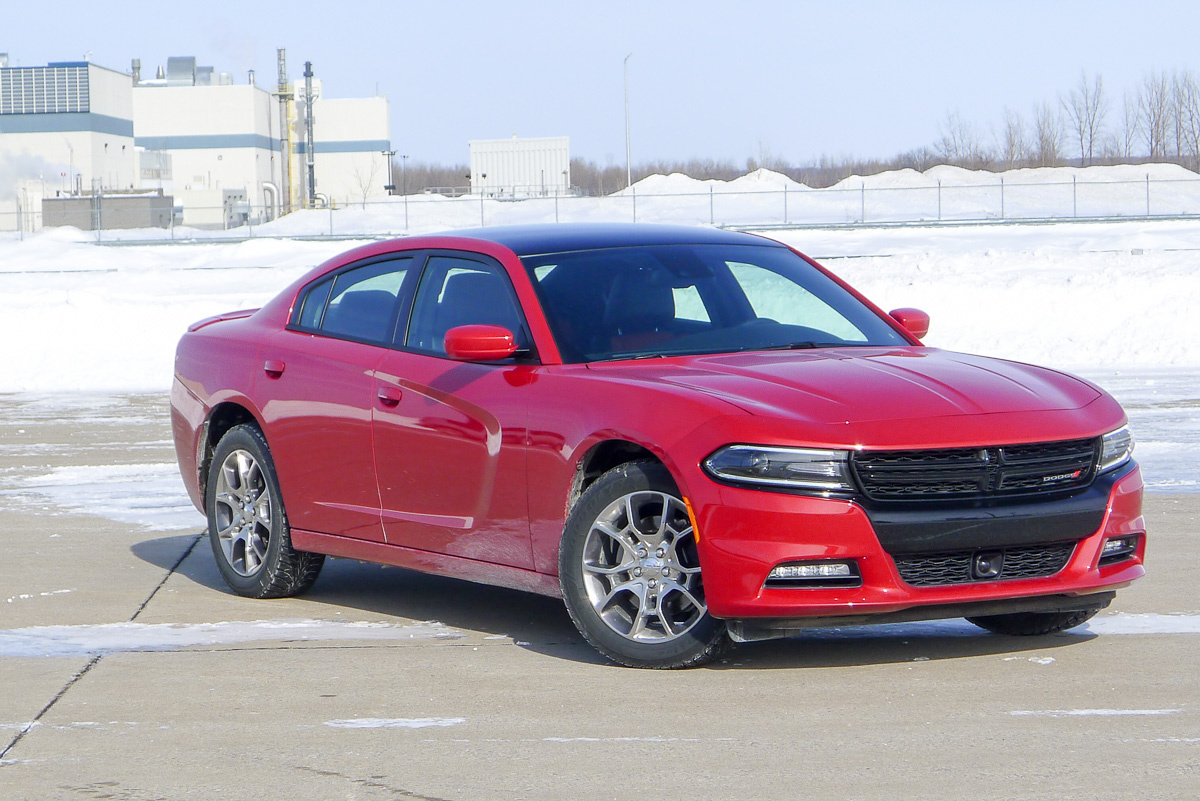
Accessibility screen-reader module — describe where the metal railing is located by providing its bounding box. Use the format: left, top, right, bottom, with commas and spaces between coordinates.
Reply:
4, 174, 1200, 241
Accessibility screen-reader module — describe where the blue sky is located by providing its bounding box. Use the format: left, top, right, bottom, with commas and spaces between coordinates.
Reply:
7, 1, 1200, 166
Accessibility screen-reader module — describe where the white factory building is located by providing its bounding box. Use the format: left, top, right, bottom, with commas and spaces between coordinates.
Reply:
0, 52, 390, 231
296, 81, 392, 210
0, 58, 139, 230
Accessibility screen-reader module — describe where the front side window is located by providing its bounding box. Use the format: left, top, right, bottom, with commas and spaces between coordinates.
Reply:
405, 255, 529, 356
522, 244, 908, 363
292, 256, 414, 343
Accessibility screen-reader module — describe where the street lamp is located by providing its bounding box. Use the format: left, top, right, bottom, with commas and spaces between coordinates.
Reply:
624, 53, 633, 190
401, 154, 409, 231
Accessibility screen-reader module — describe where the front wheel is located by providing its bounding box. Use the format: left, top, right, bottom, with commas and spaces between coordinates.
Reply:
966, 608, 1099, 636
559, 461, 726, 669
206, 423, 324, 599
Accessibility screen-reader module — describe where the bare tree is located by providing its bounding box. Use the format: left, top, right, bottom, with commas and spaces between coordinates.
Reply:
352, 159, 382, 208
1139, 70, 1172, 158
1119, 91, 1140, 158
1174, 70, 1200, 171
1061, 71, 1107, 165
998, 106, 1030, 169
1033, 101, 1066, 166
901, 146, 938, 172
935, 109, 989, 166
389, 161, 471, 196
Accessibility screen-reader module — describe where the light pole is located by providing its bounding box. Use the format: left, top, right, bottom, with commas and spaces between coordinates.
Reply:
624, 53, 633, 189
401, 154, 409, 230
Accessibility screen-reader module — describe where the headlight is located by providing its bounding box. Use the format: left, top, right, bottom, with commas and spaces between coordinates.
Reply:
1097, 425, 1134, 473
703, 445, 853, 492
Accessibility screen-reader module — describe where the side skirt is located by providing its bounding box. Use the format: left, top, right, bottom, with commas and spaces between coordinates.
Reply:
291, 528, 562, 599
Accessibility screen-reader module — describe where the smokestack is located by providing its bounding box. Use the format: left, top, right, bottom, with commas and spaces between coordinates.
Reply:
304, 61, 316, 207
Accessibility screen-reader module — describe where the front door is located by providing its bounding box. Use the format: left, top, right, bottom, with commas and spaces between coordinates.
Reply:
372, 253, 536, 568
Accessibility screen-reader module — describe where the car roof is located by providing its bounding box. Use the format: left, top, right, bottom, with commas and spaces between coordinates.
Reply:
433, 223, 786, 257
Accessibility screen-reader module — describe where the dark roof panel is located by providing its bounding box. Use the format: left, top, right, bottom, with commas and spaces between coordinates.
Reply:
434, 223, 783, 256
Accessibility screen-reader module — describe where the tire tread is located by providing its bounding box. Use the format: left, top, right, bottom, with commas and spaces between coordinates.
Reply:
966, 608, 1098, 636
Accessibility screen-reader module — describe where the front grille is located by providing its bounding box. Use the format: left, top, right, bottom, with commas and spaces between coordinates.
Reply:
851, 438, 1098, 503
893, 543, 1077, 587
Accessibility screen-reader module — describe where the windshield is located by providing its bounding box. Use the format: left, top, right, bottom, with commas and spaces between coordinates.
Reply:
522, 243, 909, 363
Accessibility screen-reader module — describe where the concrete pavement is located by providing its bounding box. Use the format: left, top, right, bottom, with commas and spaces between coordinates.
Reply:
1, 394, 1196, 800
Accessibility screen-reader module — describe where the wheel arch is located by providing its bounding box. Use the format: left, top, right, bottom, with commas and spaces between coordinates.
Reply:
199, 400, 265, 503
568, 438, 688, 516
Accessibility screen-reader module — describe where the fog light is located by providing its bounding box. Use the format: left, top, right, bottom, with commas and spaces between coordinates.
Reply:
765, 561, 861, 588
1100, 535, 1139, 565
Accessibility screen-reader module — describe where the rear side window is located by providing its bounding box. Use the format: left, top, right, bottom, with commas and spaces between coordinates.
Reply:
293, 257, 414, 343
297, 277, 333, 329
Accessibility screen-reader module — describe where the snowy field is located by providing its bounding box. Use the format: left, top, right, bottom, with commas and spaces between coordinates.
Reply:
15, 162, 1200, 239
0, 164, 1195, 493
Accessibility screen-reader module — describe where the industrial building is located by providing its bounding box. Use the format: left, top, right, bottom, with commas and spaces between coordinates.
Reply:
0, 50, 390, 231
295, 79, 392, 209
132, 56, 282, 225
0, 55, 139, 230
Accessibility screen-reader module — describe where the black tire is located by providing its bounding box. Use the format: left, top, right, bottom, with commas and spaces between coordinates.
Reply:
559, 460, 727, 669
206, 423, 324, 598
966, 608, 1099, 636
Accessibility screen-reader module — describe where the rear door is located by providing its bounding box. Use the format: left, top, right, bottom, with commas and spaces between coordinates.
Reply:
257, 254, 419, 541
372, 252, 536, 568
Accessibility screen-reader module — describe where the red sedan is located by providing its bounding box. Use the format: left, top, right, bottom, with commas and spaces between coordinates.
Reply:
171, 223, 1144, 668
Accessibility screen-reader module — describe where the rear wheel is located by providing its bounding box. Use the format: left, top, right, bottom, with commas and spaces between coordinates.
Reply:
206, 424, 324, 598
559, 461, 726, 669
966, 608, 1099, 636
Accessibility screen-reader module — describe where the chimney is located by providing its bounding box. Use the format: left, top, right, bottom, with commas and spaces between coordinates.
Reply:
248, 69, 255, 86
131, 58, 141, 85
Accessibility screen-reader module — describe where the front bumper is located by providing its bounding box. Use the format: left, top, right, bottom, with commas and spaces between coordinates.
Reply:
692, 462, 1145, 622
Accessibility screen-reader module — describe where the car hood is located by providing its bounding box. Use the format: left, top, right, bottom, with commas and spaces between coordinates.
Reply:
592, 347, 1102, 425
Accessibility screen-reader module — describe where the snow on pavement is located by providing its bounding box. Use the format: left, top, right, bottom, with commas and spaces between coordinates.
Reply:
0, 619, 464, 658
11, 463, 203, 531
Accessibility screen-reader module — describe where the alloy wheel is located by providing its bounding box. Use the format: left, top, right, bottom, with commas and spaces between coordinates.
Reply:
213, 449, 273, 576
580, 490, 706, 643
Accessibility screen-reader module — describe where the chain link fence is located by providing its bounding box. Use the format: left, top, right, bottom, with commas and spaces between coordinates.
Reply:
4, 174, 1200, 240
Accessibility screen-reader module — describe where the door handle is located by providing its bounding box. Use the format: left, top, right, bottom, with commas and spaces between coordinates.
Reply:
377, 386, 402, 406
263, 360, 286, 378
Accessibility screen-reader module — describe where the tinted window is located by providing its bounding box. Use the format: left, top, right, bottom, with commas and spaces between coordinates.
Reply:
522, 244, 908, 362
406, 256, 528, 356
297, 277, 333, 329
301, 257, 413, 343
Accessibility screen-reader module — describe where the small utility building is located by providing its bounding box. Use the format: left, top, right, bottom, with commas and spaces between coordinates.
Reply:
469, 136, 570, 197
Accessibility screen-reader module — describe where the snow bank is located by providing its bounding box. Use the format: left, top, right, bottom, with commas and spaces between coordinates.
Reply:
1, 165, 1198, 393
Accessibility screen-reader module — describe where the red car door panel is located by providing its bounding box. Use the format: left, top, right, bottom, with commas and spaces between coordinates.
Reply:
372, 354, 534, 568
256, 330, 387, 540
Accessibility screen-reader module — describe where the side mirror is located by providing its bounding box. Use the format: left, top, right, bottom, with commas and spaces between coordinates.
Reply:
889, 308, 930, 340
444, 324, 518, 361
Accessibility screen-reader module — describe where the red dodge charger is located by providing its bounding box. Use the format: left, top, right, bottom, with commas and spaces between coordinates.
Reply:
171, 223, 1144, 668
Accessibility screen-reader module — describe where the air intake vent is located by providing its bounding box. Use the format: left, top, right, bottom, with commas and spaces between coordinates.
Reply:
893, 543, 1077, 587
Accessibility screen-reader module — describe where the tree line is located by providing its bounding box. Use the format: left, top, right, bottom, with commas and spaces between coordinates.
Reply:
392, 69, 1200, 195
